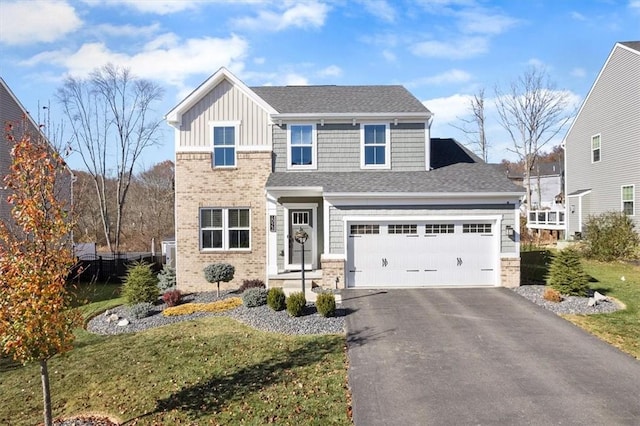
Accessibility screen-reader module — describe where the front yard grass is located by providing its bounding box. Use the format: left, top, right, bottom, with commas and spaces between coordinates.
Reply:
0, 289, 350, 425
562, 259, 640, 359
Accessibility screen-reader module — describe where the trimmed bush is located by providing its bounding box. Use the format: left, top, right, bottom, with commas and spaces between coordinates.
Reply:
242, 288, 268, 308
316, 292, 336, 317
584, 211, 639, 261
163, 298, 243, 316
203, 263, 235, 297
157, 265, 177, 291
543, 287, 563, 303
547, 249, 590, 296
162, 289, 182, 307
122, 261, 159, 305
129, 302, 154, 319
267, 287, 286, 311
239, 279, 265, 292
286, 292, 306, 317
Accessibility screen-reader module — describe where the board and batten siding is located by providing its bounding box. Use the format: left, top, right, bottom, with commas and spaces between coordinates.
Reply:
177, 79, 272, 149
273, 122, 426, 172
565, 44, 640, 232
328, 205, 516, 255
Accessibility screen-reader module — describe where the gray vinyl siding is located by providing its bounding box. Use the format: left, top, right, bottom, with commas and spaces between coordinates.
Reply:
273, 122, 426, 172
328, 204, 516, 255
565, 45, 640, 232
178, 78, 271, 149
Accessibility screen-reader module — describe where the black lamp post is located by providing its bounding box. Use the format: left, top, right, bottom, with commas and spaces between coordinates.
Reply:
294, 227, 309, 294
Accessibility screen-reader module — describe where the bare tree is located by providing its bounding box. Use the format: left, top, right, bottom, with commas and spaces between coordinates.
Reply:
57, 64, 164, 253
452, 88, 489, 162
494, 67, 573, 212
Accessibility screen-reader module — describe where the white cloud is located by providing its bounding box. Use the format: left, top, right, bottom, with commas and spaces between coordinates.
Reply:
407, 69, 472, 87
423, 94, 474, 124
411, 37, 489, 59
23, 34, 249, 89
570, 68, 586, 78
283, 73, 309, 85
382, 49, 396, 62
457, 10, 518, 35
0, 0, 81, 45
630, 1, 640, 11
84, 0, 200, 15
93, 23, 161, 38
356, 0, 396, 22
570, 11, 587, 21
232, 2, 329, 31
254, 57, 266, 65
317, 65, 342, 77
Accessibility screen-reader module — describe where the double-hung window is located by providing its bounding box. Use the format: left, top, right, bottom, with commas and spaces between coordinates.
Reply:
361, 124, 390, 168
200, 208, 251, 250
591, 134, 601, 163
622, 185, 635, 216
212, 124, 237, 167
288, 124, 316, 169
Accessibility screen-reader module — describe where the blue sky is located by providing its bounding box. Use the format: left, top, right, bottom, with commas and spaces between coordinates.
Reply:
1, 0, 638, 171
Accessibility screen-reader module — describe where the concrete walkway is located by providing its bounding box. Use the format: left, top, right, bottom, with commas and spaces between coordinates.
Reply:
342, 288, 640, 426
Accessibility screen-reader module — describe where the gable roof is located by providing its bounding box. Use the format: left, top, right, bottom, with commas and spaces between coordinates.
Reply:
0, 77, 42, 133
251, 85, 431, 116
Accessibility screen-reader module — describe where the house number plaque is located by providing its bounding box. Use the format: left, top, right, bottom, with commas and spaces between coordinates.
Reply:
270, 215, 277, 232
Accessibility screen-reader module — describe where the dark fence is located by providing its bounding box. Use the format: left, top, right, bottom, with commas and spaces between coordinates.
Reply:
520, 249, 554, 285
71, 252, 162, 283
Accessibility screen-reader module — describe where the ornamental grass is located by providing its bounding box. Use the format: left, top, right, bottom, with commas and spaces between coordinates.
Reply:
162, 297, 243, 316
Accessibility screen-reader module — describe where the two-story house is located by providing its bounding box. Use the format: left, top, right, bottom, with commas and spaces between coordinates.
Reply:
166, 68, 523, 293
564, 41, 640, 238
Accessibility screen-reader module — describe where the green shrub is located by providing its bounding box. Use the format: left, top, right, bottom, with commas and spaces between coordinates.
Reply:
239, 279, 265, 292
242, 288, 268, 308
315, 292, 336, 317
286, 292, 306, 317
157, 265, 176, 291
129, 302, 154, 319
203, 263, 235, 297
584, 211, 639, 261
122, 261, 159, 305
267, 287, 286, 311
546, 249, 590, 296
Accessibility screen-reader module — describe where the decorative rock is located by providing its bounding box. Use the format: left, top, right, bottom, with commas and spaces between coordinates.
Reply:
104, 310, 111, 316
117, 318, 129, 327
107, 313, 119, 323
588, 297, 596, 307
594, 291, 608, 302
621, 276, 626, 281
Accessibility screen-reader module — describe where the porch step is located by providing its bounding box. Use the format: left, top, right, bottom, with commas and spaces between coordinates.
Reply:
268, 270, 341, 303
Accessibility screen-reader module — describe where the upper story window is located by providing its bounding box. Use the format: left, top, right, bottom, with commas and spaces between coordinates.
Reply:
200, 207, 251, 250
212, 123, 237, 168
361, 124, 390, 169
591, 134, 601, 163
622, 185, 635, 216
288, 124, 316, 169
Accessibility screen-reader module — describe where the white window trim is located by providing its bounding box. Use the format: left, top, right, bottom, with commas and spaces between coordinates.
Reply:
200, 207, 251, 251
621, 184, 635, 216
360, 123, 391, 170
287, 123, 317, 170
591, 133, 601, 163
210, 121, 240, 169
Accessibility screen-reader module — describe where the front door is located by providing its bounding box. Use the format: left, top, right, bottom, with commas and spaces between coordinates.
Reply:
288, 209, 313, 270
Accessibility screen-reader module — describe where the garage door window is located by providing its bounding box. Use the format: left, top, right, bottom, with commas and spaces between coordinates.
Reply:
350, 224, 380, 235
463, 223, 492, 233
425, 224, 454, 234
388, 224, 417, 234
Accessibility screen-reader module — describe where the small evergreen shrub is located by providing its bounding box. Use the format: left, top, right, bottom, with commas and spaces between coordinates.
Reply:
242, 287, 268, 307
163, 298, 243, 316
129, 302, 154, 319
267, 287, 286, 311
316, 292, 336, 317
286, 291, 306, 317
162, 289, 182, 307
157, 265, 177, 291
584, 211, 639, 261
546, 249, 590, 296
543, 287, 563, 303
239, 279, 265, 292
122, 261, 159, 305
203, 263, 235, 297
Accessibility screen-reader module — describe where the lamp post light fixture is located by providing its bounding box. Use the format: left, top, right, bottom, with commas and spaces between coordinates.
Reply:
294, 227, 309, 294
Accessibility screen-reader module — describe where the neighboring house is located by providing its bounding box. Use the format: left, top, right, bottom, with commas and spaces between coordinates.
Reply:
166, 68, 523, 293
518, 162, 565, 234
0, 77, 73, 231
564, 41, 640, 238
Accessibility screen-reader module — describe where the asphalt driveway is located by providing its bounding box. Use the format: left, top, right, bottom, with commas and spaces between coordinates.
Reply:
342, 288, 640, 426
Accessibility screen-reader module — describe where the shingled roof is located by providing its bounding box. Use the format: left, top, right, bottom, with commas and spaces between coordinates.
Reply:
620, 41, 640, 52
251, 85, 430, 114
266, 139, 523, 194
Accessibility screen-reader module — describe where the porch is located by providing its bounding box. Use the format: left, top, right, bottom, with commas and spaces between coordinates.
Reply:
526, 209, 566, 230
268, 269, 342, 302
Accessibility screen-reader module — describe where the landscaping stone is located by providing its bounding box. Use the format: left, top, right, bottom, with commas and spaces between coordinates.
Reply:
117, 318, 129, 327
512, 285, 620, 315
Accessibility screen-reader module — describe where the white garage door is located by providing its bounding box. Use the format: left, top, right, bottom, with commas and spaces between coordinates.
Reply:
346, 221, 498, 287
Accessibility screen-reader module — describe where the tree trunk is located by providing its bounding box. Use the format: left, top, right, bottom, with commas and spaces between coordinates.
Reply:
40, 359, 53, 426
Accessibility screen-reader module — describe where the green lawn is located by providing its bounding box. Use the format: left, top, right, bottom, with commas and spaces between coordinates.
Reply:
0, 284, 351, 425
562, 259, 640, 359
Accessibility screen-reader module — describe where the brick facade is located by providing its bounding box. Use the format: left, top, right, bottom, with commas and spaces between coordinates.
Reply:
175, 151, 271, 292
321, 256, 346, 289
500, 257, 521, 288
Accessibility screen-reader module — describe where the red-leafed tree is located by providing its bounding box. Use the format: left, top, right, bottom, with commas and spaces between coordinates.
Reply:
0, 120, 81, 426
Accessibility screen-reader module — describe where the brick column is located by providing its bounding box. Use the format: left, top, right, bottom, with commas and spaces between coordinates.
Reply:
501, 257, 521, 288
321, 256, 346, 289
